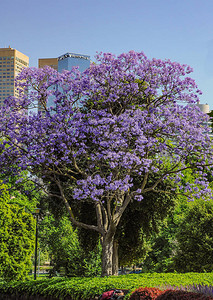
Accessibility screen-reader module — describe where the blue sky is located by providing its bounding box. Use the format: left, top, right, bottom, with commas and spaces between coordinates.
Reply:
1, 0, 213, 108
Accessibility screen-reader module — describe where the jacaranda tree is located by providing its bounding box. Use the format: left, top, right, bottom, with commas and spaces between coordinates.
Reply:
0, 51, 212, 276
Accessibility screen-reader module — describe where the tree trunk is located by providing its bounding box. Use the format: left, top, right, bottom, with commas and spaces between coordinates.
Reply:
101, 234, 115, 276
112, 240, 119, 276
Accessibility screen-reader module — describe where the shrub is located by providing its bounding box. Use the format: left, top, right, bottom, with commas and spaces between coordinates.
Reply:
129, 287, 164, 300
173, 199, 213, 272
0, 183, 35, 281
39, 215, 102, 277
1, 273, 213, 299
156, 290, 213, 300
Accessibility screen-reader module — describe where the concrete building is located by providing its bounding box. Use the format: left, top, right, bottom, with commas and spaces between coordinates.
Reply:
38, 57, 58, 71
0, 47, 29, 107
197, 103, 210, 114
196, 102, 213, 137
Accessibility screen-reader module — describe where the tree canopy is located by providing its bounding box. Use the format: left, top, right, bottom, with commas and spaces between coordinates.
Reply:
0, 51, 212, 276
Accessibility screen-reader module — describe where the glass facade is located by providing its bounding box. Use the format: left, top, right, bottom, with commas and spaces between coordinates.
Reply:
38, 52, 90, 113
57, 53, 90, 73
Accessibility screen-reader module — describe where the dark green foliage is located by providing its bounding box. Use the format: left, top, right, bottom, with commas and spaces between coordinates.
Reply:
39, 215, 101, 277
142, 196, 213, 273
0, 183, 35, 281
73, 201, 101, 252
141, 216, 177, 273
116, 182, 175, 266
173, 199, 213, 272
43, 183, 67, 219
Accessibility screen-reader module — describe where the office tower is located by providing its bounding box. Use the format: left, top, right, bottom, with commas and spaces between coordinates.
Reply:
57, 53, 90, 73
38, 52, 90, 113
38, 52, 90, 73
38, 58, 58, 71
0, 47, 29, 107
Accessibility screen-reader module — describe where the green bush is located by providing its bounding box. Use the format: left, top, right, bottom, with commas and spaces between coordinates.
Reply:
0, 273, 212, 299
173, 199, 213, 272
0, 183, 35, 281
142, 198, 213, 273
39, 215, 102, 277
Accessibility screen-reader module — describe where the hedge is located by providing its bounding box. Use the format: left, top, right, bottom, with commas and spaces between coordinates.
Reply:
0, 272, 213, 300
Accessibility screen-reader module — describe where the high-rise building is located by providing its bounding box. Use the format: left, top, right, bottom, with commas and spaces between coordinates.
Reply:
57, 53, 90, 73
0, 47, 29, 107
38, 58, 58, 71
38, 52, 90, 113
38, 52, 90, 73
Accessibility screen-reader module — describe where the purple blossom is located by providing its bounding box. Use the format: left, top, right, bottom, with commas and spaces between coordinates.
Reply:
0, 50, 212, 207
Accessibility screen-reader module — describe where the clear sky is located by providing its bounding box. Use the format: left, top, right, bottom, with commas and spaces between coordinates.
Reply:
1, 0, 213, 108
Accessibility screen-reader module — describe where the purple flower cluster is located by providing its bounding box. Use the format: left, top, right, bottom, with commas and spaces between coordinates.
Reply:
0, 51, 212, 207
